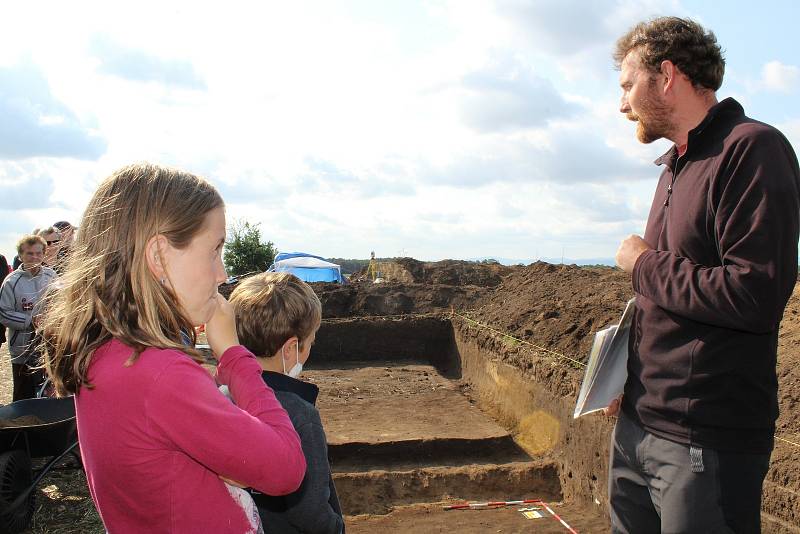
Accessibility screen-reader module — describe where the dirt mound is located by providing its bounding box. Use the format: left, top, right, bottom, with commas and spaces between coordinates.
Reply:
217, 261, 503, 315
353, 258, 514, 287
313, 281, 488, 318
468, 262, 632, 363
465, 261, 800, 529
776, 292, 800, 437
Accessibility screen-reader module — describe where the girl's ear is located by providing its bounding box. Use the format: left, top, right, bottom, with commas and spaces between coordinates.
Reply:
145, 234, 170, 282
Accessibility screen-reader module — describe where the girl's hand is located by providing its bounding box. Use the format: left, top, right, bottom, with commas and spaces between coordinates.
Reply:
204, 294, 239, 360
219, 475, 247, 488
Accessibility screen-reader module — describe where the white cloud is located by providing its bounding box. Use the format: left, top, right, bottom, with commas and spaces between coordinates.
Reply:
0, 62, 107, 160
496, 0, 616, 56
760, 60, 799, 93
494, 0, 687, 80
0, 164, 55, 211
459, 54, 580, 132
90, 35, 206, 90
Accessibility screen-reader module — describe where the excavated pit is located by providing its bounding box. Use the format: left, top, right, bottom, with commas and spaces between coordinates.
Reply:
311, 310, 800, 532
308, 315, 610, 532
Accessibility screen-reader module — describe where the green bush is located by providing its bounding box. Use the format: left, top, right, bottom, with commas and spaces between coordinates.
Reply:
224, 220, 276, 276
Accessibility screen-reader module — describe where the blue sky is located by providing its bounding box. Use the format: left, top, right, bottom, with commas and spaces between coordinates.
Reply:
0, 0, 797, 263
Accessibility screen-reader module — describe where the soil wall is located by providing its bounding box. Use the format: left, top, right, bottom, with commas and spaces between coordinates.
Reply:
312, 316, 460, 376
451, 318, 615, 508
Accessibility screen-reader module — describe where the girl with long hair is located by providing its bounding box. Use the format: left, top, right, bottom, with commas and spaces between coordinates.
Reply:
43, 163, 305, 533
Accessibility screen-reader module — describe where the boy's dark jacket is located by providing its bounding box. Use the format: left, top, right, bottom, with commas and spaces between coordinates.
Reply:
251, 371, 344, 534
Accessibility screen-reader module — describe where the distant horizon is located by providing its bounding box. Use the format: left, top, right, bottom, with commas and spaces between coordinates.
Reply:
324, 254, 616, 267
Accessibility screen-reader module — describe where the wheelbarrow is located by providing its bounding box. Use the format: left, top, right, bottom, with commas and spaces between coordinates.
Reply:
0, 397, 78, 534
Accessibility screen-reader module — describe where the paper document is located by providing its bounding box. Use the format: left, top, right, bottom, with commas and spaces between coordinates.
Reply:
573, 298, 636, 418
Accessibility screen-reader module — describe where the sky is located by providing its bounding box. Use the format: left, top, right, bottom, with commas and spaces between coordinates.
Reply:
1, 0, 798, 263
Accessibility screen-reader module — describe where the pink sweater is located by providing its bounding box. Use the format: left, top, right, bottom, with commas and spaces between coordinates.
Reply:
76, 339, 306, 533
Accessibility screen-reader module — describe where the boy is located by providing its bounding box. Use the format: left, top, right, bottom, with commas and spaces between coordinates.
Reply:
229, 272, 344, 534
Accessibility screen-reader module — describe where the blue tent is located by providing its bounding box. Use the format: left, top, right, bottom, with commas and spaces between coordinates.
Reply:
269, 252, 344, 283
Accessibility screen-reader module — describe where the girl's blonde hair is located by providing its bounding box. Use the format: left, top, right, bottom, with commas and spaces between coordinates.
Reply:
229, 272, 321, 357
43, 163, 223, 396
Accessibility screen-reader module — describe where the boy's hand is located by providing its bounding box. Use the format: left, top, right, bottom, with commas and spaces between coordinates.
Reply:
604, 395, 623, 417
204, 294, 239, 361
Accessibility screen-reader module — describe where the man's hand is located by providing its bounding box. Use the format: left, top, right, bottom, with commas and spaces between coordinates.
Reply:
616, 235, 651, 273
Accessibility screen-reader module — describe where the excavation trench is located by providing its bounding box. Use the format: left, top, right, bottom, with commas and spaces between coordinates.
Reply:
307, 315, 611, 532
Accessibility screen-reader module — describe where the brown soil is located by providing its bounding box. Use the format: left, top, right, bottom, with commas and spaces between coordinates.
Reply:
222, 276, 489, 318
347, 501, 609, 534
308, 363, 510, 447
304, 362, 589, 526
351, 257, 515, 286
460, 261, 800, 532
0, 415, 46, 428
468, 261, 633, 363
313, 259, 800, 530
314, 281, 488, 318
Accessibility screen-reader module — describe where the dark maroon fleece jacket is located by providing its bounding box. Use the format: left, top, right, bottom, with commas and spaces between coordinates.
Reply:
623, 98, 800, 454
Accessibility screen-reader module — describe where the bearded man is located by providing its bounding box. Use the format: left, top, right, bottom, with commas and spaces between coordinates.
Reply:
607, 17, 800, 534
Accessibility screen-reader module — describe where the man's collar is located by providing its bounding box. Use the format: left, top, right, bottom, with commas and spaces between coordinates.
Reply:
261, 370, 319, 405
654, 97, 744, 167
20, 265, 42, 277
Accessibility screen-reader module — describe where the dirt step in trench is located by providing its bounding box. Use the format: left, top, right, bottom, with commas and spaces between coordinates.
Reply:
346, 502, 610, 534
304, 361, 608, 532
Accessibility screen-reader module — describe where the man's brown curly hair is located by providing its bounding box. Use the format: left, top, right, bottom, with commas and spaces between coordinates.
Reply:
614, 17, 725, 91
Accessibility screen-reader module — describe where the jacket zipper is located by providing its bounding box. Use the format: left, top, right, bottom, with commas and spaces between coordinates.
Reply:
664, 153, 684, 207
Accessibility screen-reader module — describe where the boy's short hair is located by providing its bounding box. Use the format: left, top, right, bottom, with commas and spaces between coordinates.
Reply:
229, 272, 322, 357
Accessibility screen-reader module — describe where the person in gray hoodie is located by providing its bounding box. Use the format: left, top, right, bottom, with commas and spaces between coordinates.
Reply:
0, 234, 57, 400
229, 272, 344, 534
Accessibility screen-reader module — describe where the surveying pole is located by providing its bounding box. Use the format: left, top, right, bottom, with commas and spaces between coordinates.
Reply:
366, 251, 379, 280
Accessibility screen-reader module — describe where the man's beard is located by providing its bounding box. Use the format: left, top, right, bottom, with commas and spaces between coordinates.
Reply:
627, 86, 674, 144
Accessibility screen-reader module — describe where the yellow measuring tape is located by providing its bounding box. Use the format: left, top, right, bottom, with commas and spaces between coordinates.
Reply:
775, 435, 800, 448
452, 311, 586, 368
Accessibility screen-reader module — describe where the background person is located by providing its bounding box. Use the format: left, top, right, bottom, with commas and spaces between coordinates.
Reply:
0, 235, 57, 400
230, 272, 344, 534
36, 226, 62, 268
42, 163, 306, 533
0, 253, 8, 352
608, 17, 800, 534
52, 220, 75, 274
